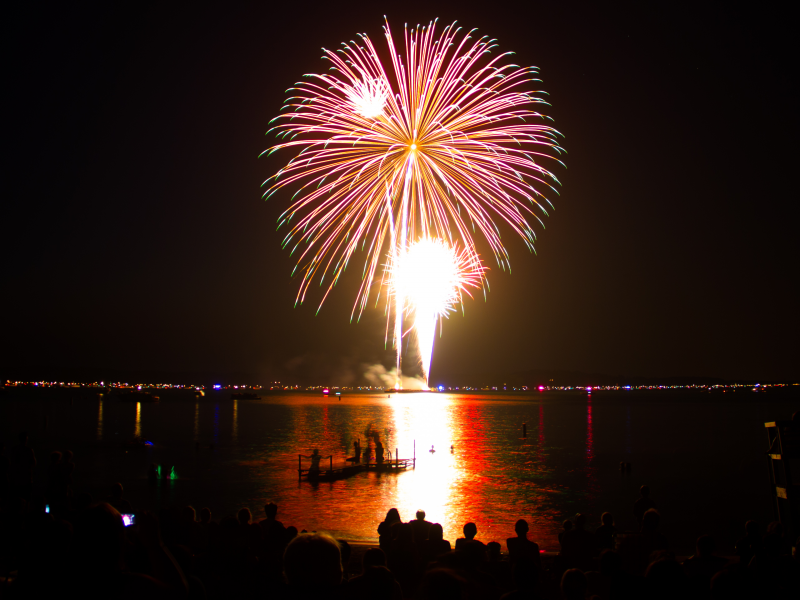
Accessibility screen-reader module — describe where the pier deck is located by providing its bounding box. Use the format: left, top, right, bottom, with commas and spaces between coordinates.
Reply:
298, 457, 415, 481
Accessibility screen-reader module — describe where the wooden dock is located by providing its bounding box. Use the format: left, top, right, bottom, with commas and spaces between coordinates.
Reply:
298, 456, 416, 482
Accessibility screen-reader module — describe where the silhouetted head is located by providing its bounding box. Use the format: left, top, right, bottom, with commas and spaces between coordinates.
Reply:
463, 522, 477, 540
385, 508, 401, 524
640, 485, 651, 498
599, 549, 622, 576
696, 534, 715, 557
645, 557, 686, 599
362, 547, 387, 570
283, 533, 342, 588
575, 514, 587, 530
515, 519, 529, 535
200, 507, 211, 524
601, 512, 614, 526
265, 502, 278, 518
338, 539, 351, 567
286, 525, 298, 541
642, 509, 661, 533
312, 449, 319, 455
110, 482, 123, 499
486, 541, 501, 561
744, 520, 760, 538
429, 523, 444, 542
710, 568, 746, 600
181, 505, 196, 522
50, 451, 61, 465
561, 568, 587, 600
562, 519, 573, 531
237, 507, 252, 525
416, 509, 426, 521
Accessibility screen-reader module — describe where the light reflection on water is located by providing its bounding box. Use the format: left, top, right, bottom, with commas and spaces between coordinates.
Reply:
97, 398, 103, 441
2, 388, 792, 553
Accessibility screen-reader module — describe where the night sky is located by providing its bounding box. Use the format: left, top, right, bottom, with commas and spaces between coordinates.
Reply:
4, 1, 797, 386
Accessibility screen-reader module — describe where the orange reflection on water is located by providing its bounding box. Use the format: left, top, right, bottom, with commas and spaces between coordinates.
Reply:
134, 402, 141, 438
233, 399, 239, 442
97, 399, 104, 441
390, 393, 458, 533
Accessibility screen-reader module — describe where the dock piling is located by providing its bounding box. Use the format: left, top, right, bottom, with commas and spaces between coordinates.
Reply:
523, 423, 527, 438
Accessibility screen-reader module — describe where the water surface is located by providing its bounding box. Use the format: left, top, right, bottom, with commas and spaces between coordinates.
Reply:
1, 387, 793, 553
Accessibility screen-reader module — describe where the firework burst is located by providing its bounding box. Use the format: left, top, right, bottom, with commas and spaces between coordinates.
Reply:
263, 19, 564, 385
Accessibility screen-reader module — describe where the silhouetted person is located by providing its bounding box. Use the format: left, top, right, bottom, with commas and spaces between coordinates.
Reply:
639, 508, 669, 568
283, 533, 343, 596
735, 520, 763, 566
500, 556, 542, 600
747, 522, 798, 596
387, 522, 420, 596
558, 519, 573, 550
68, 503, 188, 599
506, 519, 542, 571
410, 509, 433, 545
561, 513, 595, 570
378, 508, 401, 551
455, 522, 484, 552
178, 505, 206, 551
421, 523, 452, 566
106, 482, 133, 514
347, 548, 403, 600
645, 557, 687, 600
595, 512, 616, 551
634, 485, 657, 528
258, 502, 287, 554
302, 449, 322, 475
710, 567, 750, 600
375, 436, 385, 462
683, 535, 727, 592
236, 507, 262, 554
585, 549, 635, 600
10, 431, 36, 497
561, 568, 587, 600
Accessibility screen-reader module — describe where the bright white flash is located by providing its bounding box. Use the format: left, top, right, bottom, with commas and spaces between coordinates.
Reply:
345, 77, 389, 119
391, 238, 485, 385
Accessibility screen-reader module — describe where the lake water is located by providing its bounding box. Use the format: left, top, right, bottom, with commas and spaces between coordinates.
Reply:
1, 387, 795, 554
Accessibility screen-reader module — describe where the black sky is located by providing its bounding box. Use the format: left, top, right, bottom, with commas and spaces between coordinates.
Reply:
3, 0, 798, 385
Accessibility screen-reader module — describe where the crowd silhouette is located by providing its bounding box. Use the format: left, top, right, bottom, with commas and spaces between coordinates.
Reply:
0, 431, 798, 599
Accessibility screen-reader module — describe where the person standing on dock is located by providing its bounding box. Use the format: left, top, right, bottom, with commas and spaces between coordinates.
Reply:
375, 438, 384, 463
301, 449, 322, 475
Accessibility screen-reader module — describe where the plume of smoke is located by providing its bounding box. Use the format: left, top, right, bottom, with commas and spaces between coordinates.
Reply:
363, 364, 427, 390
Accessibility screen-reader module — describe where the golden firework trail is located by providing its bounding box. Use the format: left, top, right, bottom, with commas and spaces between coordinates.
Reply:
263, 19, 564, 387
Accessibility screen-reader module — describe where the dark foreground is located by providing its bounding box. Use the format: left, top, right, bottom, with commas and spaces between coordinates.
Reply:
2, 430, 799, 600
